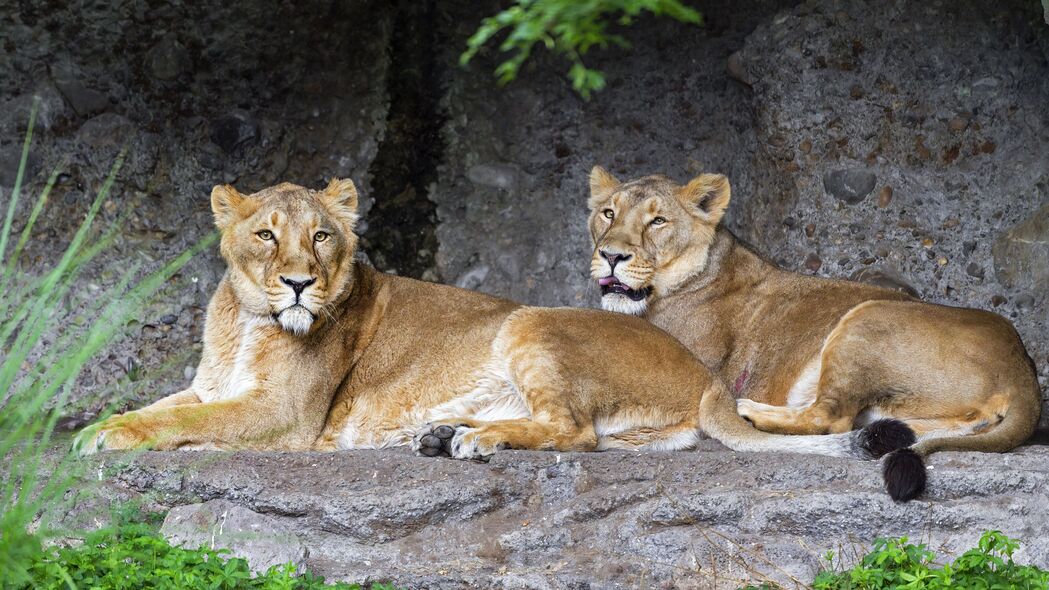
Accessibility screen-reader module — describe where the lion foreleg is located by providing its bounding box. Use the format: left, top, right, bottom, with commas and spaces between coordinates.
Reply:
138, 389, 202, 411
75, 395, 306, 454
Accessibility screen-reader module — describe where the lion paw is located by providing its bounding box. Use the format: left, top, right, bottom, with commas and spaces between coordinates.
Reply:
412, 422, 507, 460
736, 399, 759, 421
411, 423, 459, 458
73, 415, 150, 457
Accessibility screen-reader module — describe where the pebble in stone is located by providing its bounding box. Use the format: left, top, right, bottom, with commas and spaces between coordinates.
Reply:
948, 116, 969, 132
725, 51, 751, 86
804, 252, 822, 271
823, 168, 877, 204
161, 314, 178, 325
877, 186, 893, 208
146, 36, 192, 81
966, 262, 985, 279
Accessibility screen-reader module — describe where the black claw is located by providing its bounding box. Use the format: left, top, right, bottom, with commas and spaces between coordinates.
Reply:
433, 425, 456, 439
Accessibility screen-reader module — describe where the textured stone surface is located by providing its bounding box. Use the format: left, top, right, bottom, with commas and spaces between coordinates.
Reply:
71, 444, 1049, 589
162, 499, 308, 572
993, 201, 1049, 293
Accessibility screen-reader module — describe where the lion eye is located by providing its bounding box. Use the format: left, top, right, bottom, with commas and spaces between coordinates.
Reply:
602, 209, 615, 220
651, 216, 667, 226
314, 231, 330, 243
256, 230, 274, 241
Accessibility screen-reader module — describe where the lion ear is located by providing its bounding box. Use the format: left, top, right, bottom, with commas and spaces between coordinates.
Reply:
588, 165, 620, 209
320, 177, 360, 226
211, 185, 255, 230
678, 173, 731, 224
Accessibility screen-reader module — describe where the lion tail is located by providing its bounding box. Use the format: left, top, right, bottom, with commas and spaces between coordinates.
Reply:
700, 378, 915, 461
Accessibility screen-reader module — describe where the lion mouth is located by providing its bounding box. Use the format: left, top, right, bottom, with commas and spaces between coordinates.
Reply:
273, 303, 317, 321
598, 276, 652, 301
274, 304, 318, 336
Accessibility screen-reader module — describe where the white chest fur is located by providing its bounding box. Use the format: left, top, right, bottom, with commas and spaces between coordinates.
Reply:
215, 313, 269, 401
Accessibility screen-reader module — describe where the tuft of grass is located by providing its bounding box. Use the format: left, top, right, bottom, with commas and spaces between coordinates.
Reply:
13, 521, 402, 590
0, 98, 215, 585
811, 530, 1049, 590
738, 531, 1049, 589
462, 0, 702, 99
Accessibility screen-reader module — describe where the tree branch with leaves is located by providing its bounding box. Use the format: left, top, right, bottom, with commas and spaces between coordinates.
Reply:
462, 0, 702, 99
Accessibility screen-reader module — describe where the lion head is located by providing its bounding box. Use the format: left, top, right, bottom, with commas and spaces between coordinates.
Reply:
586, 166, 731, 315
211, 178, 360, 335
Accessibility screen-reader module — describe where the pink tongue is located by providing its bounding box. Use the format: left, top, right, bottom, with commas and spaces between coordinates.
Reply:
598, 277, 618, 286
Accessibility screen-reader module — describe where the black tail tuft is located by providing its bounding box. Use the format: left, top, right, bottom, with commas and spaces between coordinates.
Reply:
855, 418, 917, 459
883, 448, 927, 502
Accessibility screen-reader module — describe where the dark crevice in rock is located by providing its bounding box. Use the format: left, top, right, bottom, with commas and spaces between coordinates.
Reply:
361, 0, 446, 279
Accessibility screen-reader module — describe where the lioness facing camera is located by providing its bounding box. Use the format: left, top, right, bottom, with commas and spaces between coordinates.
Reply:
587, 166, 1042, 501
78, 178, 868, 460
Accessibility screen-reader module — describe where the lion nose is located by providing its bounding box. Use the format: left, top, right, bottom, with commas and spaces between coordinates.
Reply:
600, 250, 632, 270
280, 276, 316, 295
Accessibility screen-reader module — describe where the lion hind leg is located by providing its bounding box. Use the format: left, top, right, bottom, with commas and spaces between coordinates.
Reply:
858, 393, 1010, 441
415, 341, 595, 459
597, 420, 701, 451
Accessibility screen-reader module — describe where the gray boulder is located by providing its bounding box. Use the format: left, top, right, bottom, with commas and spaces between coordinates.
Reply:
162, 499, 308, 572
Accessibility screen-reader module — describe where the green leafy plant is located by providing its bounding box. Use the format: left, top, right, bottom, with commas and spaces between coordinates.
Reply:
0, 100, 214, 585
14, 522, 401, 590
462, 0, 702, 98
809, 531, 1049, 590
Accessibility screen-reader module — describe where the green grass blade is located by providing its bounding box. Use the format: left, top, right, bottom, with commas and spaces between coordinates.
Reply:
0, 151, 123, 397
0, 98, 38, 273
4, 164, 62, 283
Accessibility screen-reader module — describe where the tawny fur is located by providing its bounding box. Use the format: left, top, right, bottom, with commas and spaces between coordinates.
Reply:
76, 178, 763, 458
586, 166, 1042, 459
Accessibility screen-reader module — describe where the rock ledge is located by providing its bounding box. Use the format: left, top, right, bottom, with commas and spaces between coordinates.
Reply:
77, 442, 1049, 589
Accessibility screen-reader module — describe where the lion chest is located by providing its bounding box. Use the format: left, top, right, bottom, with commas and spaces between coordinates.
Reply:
206, 314, 270, 402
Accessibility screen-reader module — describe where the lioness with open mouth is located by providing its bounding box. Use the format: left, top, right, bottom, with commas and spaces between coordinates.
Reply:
79, 178, 888, 461
587, 166, 1042, 501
